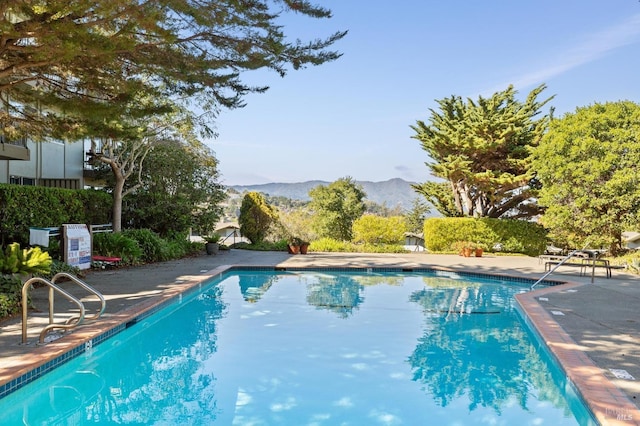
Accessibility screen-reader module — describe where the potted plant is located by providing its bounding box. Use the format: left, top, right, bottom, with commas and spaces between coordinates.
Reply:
287, 237, 303, 255
451, 241, 475, 257
204, 232, 221, 255
299, 240, 310, 255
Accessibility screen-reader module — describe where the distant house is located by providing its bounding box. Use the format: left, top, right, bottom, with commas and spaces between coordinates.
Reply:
215, 222, 244, 245
622, 232, 640, 250
190, 222, 247, 245
404, 232, 425, 252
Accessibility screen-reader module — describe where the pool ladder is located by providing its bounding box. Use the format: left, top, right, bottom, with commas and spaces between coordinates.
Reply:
530, 250, 581, 290
21, 273, 106, 344
530, 240, 594, 290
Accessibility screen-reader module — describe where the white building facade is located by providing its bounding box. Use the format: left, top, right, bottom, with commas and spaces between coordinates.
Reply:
0, 138, 86, 189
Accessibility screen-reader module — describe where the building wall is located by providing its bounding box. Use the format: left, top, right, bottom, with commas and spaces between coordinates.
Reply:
0, 139, 85, 188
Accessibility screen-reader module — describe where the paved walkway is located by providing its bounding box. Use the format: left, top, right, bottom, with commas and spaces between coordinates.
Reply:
0, 250, 638, 425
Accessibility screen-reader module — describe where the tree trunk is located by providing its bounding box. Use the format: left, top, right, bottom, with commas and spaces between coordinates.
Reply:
451, 180, 464, 215
455, 180, 474, 216
111, 167, 125, 233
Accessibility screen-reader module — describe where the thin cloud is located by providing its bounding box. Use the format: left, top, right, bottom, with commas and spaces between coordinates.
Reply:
486, 13, 640, 94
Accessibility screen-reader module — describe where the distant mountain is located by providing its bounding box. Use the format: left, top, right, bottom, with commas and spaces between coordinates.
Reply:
231, 178, 419, 210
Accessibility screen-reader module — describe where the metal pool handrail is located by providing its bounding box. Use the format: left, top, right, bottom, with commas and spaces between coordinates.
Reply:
22, 277, 86, 344
52, 272, 106, 322
21, 274, 106, 344
531, 239, 592, 290
530, 250, 581, 290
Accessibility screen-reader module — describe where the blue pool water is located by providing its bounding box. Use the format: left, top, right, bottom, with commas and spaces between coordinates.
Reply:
1, 270, 595, 425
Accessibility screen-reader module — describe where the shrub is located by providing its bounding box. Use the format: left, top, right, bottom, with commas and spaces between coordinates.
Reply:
0, 184, 110, 246
231, 240, 289, 251
309, 238, 352, 252
39, 259, 82, 279
424, 217, 546, 256
239, 192, 278, 243
93, 233, 143, 264
0, 243, 52, 275
203, 232, 222, 243
123, 229, 170, 263
0, 274, 22, 319
309, 238, 408, 254
164, 236, 202, 258
352, 215, 407, 244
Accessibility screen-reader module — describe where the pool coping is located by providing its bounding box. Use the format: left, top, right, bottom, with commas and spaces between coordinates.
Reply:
0, 264, 232, 398
1, 264, 638, 425
517, 283, 640, 426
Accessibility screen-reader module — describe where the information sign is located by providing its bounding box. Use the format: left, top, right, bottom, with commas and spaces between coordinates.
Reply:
63, 224, 92, 270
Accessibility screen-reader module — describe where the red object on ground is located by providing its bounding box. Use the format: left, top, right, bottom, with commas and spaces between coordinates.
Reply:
92, 256, 122, 262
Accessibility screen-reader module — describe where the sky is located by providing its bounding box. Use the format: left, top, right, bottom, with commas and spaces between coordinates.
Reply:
210, 0, 640, 186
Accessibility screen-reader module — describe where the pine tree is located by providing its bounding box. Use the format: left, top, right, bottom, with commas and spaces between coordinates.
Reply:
0, 1, 346, 139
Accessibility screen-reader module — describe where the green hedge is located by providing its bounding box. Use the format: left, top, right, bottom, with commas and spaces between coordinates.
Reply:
0, 185, 111, 246
310, 238, 408, 253
424, 217, 547, 256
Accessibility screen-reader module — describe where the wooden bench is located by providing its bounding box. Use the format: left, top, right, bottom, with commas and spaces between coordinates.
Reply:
92, 255, 122, 268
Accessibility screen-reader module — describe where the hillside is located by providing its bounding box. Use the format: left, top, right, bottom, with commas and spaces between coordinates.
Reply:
231, 178, 419, 210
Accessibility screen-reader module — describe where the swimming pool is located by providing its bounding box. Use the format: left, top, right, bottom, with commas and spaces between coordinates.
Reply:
0, 269, 596, 424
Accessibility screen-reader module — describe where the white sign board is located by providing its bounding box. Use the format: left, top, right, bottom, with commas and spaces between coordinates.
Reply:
63, 224, 92, 270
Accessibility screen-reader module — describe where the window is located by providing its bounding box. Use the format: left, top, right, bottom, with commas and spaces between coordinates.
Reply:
9, 175, 35, 185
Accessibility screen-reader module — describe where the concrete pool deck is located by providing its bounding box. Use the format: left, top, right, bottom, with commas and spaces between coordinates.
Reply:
0, 250, 638, 425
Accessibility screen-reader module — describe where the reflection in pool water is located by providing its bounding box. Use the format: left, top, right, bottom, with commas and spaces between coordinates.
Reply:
0, 271, 594, 425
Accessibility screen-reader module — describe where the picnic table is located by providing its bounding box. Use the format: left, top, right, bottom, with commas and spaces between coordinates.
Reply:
539, 249, 621, 281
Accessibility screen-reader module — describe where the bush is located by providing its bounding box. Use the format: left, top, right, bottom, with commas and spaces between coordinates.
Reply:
123, 229, 170, 263
309, 238, 353, 252
39, 259, 82, 279
93, 233, 143, 264
92, 230, 201, 266
165, 235, 202, 258
0, 243, 52, 275
0, 274, 22, 319
309, 238, 407, 253
239, 192, 278, 243
611, 251, 640, 274
424, 217, 547, 256
231, 240, 289, 251
352, 215, 407, 244
0, 184, 110, 246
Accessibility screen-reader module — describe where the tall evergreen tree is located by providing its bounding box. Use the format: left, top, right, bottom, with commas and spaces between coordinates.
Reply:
0, 1, 347, 139
1, 1, 345, 231
404, 197, 431, 233
239, 192, 278, 244
411, 84, 553, 218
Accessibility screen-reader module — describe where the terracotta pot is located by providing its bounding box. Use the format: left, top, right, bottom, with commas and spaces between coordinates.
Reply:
475, 248, 483, 257
300, 243, 310, 254
288, 244, 300, 254
461, 247, 472, 257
